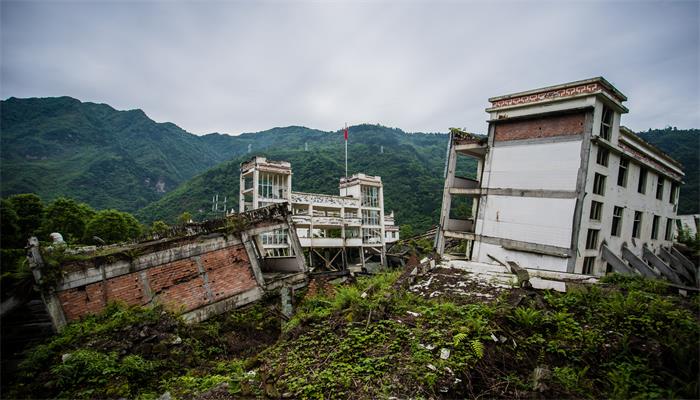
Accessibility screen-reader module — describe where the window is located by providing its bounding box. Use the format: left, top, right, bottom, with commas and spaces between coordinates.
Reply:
596, 147, 609, 167
664, 218, 673, 241
593, 173, 606, 196
651, 215, 660, 240
585, 229, 599, 250
261, 229, 288, 245
632, 211, 643, 238
617, 158, 629, 187
600, 106, 613, 141
362, 209, 380, 225
362, 228, 382, 244
656, 175, 664, 200
258, 172, 286, 199
670, 182, 678, 204
637, 167, 647, 194
361, 186, 379, 207
582, 257, 596, 275
611, 206, 623, 236
590, 201, 603, 221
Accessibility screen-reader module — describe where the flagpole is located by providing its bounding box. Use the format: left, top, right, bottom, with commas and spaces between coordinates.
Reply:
345, 123, 348, 178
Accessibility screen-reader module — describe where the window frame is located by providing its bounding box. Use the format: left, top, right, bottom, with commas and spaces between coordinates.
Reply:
617, 158, 629, 187
611, 206, 623, 237
593, 173, 606, 196
582, 256, 596, 275
651, 215, 660, 240
655, 175, 664, 200
600, 106, 613, 141
585, 229, 599, 250
589, 200, 603, 221
637, 167, 647, 194
632, 211, 643, 238
596, 147, 609, 167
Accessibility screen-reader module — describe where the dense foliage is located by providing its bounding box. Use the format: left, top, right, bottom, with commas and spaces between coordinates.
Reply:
6, 272, 699, 399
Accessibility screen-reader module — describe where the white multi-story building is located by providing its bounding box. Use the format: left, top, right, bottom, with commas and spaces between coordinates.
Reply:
239, 156, 399, 270
437, 77, 692, 284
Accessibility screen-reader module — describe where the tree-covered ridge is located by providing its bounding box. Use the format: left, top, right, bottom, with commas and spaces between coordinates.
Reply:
638, 128, 699, 214
1, 97, 697, 232
137, 124, 457, 233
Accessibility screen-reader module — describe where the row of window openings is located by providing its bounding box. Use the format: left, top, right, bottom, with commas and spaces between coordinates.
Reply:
594, 149, 678, 203
586, 204, 675, 249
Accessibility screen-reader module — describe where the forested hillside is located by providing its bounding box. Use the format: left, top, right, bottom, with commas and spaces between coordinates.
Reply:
0, 97, 237, 211
1, 97, 697, 233
138, 125, 458, 233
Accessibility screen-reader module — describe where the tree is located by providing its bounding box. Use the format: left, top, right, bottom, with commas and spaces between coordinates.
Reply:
178, 211, 193, 225
84, 210, 142, 244
42, 197, 96, 243
0, 199, 22, 248
8, 193, 44, 240
400, 224, 414, 239
150, 220, 170, 238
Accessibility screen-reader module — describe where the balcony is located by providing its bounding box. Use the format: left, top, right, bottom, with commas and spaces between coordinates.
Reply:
299, 237, 344, 248
344, 217, 362, 226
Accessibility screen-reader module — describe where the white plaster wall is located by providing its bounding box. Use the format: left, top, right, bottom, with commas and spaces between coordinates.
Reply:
478, 195, 576, 248
474, 242, 569, 272
576, 141, 680, 274
486, 140, 582, 191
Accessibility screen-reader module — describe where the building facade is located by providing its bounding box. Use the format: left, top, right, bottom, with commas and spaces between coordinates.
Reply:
239, 156, 399, 270
437, 77, 687, 280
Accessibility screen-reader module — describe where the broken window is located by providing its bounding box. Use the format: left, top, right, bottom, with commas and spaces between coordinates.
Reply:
345, 227, 360, 238
593, 173, 606, 196
600, 106, 613, 141
637, 167, 647, 194
596, 147, 609, 167
590, 200, 603, 221
258, 172, 287, 199
361, 185, 379, 208
656, 175, 664, 200
611, 206, 623, 237
670, 182, 678, 204
617, 158, 629, 187
585, 229, 599, 250
261, 229, 288, 245
632, 211, 643, 238
583, 256, 596, 275
664, 218, 674, 241
362, 209, 380, 225
651, 215, 660, 240
362, 228, 382, 244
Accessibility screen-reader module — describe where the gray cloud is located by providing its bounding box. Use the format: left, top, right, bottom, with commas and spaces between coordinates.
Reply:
1, 1, 698, 135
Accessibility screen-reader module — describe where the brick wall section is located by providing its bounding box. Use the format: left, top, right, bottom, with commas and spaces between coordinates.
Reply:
56, 242, 257, 321
494, 112, 586, 142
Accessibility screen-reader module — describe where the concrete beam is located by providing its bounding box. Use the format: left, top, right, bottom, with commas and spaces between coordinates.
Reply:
670, 246, 696, 273
659, 248, 695, 285
484, 188, 577, 199
621, 246, 660, 279
642, 246, 683, 285
601, 245, 636, 275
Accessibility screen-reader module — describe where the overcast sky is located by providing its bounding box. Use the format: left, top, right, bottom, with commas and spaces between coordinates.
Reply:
1, 1, 698, 135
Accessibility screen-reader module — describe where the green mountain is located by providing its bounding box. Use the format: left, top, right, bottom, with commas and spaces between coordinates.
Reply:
637, 128, 699, 215
138, 125, 457, 233
0, 96, 248, 212
1, 97, 697, 233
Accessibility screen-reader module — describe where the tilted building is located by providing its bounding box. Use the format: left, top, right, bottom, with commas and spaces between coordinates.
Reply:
239, 156, 399, 270
437, 77, 693, 283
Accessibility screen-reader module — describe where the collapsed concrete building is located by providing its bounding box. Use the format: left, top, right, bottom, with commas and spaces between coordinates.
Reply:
239, 156, 399, 271
436, 77, 696, 286
29, 204, 307, 330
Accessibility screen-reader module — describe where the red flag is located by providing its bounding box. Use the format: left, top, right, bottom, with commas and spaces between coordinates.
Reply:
344, 127, 348, 141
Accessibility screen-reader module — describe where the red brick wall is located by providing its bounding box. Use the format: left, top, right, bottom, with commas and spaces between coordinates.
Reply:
57, 243, 257, 321
494, 112, 586, 142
